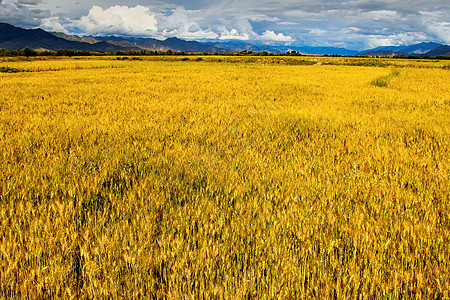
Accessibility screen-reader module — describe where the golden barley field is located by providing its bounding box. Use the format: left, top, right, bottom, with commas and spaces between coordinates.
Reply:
0, 56, 449, 299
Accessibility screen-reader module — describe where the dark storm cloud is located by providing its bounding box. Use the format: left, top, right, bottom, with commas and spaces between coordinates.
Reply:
0, 0, 50, 27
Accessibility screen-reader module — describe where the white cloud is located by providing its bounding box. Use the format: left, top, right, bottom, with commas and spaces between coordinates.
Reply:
155, 7, 219, 40
40, 16, 68, 33
277, 21, 299, 25
248, 15, 280, 22
366, 37, 396, 48
75, 5, 158, 36
219, 28, 250, 40
364, 32, 430, 48
308, 28, 327, 35
45, 5, 219, 40
345, 27, 361, 33
361, 10, 400, 21
261, 30, 294, 42
424, 21, 450, 44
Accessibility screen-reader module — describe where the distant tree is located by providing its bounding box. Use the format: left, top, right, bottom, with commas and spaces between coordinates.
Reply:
54, 49, 75, 57
74, 50, 88, 56
7, 50, 18, 56
23, 46, 37, 57
39, 50, 54, 56
128, 49, 140, 56
165, 49, 173, 55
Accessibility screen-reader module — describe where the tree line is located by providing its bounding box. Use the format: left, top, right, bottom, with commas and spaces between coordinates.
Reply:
0, 47, 279, 57
0, 47, 448, 59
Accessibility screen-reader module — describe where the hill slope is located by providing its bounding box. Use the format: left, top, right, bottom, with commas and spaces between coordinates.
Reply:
0, 22, 138, 51
357, 42, 449, 56
90, 36, 279, 53
358, 50, 408, 57
426, 45, 450, 56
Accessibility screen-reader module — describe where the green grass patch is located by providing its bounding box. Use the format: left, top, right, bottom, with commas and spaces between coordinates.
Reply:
371, 69, 400, 87
0, 66, 31, 73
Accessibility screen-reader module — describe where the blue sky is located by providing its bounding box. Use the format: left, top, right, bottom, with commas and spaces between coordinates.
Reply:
0, 0, 449, 50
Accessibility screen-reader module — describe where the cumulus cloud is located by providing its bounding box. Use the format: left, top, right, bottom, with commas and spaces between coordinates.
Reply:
217, 26, 293, 43
261, 30, 294, 42
426, 22, 450, 43
309, 28, 433, 49
155, 7, 219, 40
43, 4, 293, 44
75, 5, 158, 36
219, 28, 250, 40
40, 16, 68, 33
420, 12, 450, 43
48, 5, 219, 40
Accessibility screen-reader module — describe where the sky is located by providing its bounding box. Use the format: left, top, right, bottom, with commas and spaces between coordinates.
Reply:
0, 0, 449, 50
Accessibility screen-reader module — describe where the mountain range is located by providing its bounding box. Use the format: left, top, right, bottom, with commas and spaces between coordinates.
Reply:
0, 22, 278, 53
1, 22, 449, 56
357, 42, 450, 57
0, 22, 134, 52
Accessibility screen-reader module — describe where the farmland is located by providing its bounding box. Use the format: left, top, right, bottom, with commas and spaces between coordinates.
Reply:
0, 56, 449, 298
